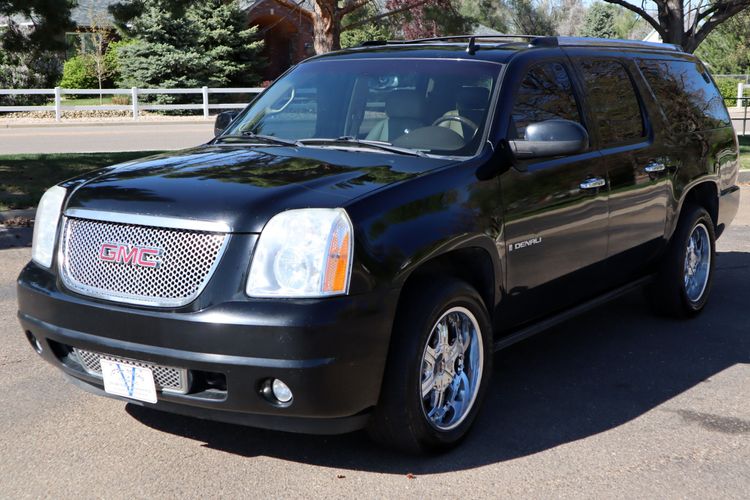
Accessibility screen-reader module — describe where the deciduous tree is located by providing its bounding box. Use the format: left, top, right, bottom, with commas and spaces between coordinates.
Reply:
602, 0, 750, 52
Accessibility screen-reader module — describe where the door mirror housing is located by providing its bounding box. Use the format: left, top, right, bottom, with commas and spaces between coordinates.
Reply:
214, 111, 240, 137
509, 119, 589, 159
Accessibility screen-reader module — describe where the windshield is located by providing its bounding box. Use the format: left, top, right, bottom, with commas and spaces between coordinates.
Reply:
223, 58, 502, 157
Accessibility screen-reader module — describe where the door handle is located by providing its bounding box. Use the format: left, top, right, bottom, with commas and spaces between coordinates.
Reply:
644, 162, 666, 173
579, 177, 606, 190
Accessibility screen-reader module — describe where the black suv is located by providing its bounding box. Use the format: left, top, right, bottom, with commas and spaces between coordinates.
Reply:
17, 36, 741, 453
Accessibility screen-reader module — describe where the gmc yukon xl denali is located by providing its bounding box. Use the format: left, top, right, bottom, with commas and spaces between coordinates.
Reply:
17, 36, 741, 453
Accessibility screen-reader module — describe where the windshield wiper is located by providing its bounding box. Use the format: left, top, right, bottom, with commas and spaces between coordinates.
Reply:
298, 137, 427, 157
215, 132, 300, 147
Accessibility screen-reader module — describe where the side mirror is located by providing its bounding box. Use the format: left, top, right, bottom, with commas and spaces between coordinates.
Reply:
509, 119, 588, 159
214, 110, 240, 137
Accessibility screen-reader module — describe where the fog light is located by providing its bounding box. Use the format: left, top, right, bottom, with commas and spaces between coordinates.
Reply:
272, 379, 293, 403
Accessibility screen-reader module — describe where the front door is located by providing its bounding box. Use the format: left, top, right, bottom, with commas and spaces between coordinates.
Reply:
499, 61, 609, 330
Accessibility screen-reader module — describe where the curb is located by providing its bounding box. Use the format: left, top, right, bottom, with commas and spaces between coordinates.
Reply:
0, 120, 213, 129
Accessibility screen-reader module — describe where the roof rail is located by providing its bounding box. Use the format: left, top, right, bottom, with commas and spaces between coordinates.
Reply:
555, 36, 682, 52
360, 35, 558, 53
360, 35, 681, 53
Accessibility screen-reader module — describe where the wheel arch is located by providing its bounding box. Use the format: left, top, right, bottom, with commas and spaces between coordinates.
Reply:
671, 179, 719, 238
394, 239, 501, 327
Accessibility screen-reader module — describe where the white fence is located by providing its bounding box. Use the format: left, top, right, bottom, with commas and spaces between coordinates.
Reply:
737, 83, 748, 109
0, 87, 264, 121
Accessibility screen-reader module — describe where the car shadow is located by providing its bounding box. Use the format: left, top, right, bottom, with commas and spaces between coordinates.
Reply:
126, 250, 750, 474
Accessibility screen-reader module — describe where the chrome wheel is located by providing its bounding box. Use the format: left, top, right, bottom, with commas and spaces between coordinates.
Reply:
684, 222, 711, 303
419, 306, 484, 431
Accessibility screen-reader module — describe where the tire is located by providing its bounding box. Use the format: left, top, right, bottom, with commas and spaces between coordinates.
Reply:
368, 277, 492, 454
650, 204, 716, 318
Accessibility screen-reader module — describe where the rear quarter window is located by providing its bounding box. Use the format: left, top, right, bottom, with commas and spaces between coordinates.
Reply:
637, 59, 731, 133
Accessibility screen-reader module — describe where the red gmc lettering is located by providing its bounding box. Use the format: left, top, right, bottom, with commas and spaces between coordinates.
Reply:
99, 243, 117, 261
99, 243, 161, 268
116, 246, 139, 265
136, 248, 160, 268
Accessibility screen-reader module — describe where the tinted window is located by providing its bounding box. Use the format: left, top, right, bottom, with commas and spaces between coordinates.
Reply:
225, 59, 502, 157
579, 59, 644, 145
510, 62, 581, 139
638, 59, 731, 133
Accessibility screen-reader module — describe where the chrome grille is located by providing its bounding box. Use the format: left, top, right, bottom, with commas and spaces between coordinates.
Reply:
73, 348, 189, 394
59, 216, 228, 307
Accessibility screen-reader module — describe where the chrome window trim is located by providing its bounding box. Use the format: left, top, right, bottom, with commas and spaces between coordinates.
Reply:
57, 215, 231, 308
64, 208, 232, 234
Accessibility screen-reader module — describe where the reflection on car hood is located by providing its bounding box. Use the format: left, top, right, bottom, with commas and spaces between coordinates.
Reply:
64, 144, 455, 233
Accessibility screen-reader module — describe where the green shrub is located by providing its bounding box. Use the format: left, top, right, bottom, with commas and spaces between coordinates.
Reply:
59, 55, 98, 89
713, 77, 749, 107
104, 40, 135, 85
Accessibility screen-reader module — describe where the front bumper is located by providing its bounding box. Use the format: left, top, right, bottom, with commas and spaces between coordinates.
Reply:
17, 262, 399, 434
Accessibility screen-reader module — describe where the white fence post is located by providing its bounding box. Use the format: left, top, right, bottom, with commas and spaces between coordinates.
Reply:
738, 82, 744, 110
54, 87, 62, 122
202, 86, 209, 119
131, 87, 139, 120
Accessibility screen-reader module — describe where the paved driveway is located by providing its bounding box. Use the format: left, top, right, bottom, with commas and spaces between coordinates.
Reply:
0, 123, 214, 154
0, 189, 748, 498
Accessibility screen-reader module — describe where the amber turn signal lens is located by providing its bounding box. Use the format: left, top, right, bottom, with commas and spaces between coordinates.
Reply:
323, 226, 351, 294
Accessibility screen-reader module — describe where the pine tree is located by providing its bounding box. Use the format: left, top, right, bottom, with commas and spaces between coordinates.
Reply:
115, 0, 264, 102
580, 2, 618, 39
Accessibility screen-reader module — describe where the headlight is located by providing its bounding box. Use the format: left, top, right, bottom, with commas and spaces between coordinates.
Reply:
247, 208, 353, 298
31, 185, 67, 268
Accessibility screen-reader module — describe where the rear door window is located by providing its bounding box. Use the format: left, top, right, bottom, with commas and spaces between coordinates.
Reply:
510, 62, 582, 139
578, 59, 645, 146
638, 59, 731, 133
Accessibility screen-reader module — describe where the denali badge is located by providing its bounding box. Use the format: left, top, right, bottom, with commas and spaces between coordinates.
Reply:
98, 243, 162, 268
508, 236, 543, 252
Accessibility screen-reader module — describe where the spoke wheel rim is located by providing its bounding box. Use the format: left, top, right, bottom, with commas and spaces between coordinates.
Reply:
419, 306, 484, 431
683, 222, 711, 303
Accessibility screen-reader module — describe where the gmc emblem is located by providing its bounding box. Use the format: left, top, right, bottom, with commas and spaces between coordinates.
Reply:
98, 243, 162, 268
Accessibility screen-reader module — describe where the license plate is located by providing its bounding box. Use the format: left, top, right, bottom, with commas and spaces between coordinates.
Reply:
100, 359, 158, 404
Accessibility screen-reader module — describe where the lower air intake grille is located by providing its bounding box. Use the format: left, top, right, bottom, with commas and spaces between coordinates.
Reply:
73, 348, 189, 394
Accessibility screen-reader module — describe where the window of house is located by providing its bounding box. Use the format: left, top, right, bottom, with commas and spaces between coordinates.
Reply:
638, 59, 731, 133
579, 59, 645, 145
510, 62, 582, 139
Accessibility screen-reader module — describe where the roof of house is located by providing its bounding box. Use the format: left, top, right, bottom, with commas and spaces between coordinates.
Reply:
70, 0, 118, 27
0, 0, 117, 29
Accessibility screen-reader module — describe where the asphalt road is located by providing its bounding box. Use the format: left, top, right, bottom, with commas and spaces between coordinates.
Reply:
0, 123, 214, 154
1, 190, 748, 498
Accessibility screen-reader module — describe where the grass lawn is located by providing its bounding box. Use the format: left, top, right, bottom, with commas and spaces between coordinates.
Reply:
62, 96, 119, 106
0, 152, 160, 210
739, 136, 750, 170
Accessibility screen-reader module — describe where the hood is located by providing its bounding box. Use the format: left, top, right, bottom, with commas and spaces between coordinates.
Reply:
64, 145, 455, 233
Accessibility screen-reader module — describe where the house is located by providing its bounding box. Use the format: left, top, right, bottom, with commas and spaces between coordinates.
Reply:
241, 0, 316, 80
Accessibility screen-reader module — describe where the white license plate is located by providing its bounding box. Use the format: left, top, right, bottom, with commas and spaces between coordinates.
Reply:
100, 359, 158, 404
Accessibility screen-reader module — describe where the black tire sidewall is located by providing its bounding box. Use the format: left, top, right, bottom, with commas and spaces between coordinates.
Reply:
380, 278, 493, 452
672, 206, 716, 315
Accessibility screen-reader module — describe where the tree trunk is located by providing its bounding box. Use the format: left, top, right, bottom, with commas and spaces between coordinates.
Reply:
660, 0, 686, 49
313, 1, 341, 53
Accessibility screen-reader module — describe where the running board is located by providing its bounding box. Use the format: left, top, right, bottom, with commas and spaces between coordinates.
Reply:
493, 276, 653, 352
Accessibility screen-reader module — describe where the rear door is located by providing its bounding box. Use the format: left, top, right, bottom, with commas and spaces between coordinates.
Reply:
499, 60, 609, 329
571, 55, 668, 284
